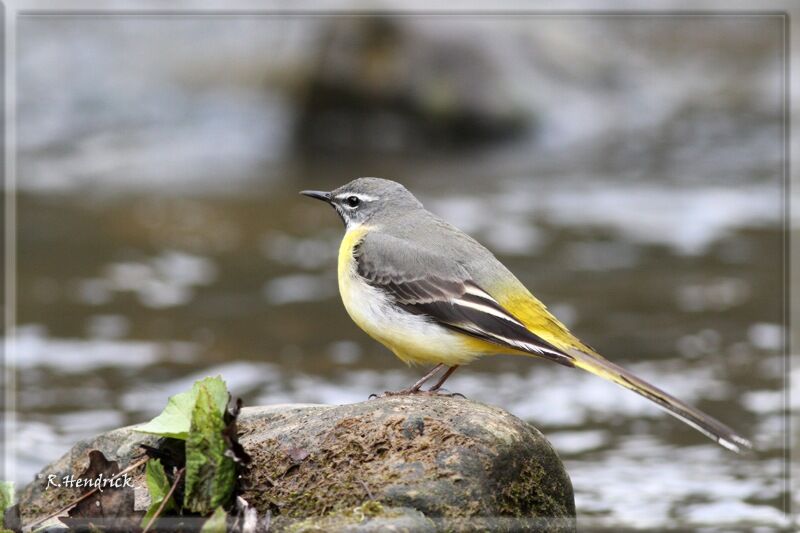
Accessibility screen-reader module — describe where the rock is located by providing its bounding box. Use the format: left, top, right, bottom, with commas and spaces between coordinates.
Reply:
292, 17, 532, 153
18, 396, 575, 532
16, 426, 160, 530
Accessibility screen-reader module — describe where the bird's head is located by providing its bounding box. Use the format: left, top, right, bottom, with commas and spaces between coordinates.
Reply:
301, 177, 423, 229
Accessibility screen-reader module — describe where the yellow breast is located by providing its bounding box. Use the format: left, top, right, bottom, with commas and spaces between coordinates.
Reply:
337, 226, 369, 285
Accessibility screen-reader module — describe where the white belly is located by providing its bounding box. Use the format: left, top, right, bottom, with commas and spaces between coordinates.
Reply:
338, 242, 482, 366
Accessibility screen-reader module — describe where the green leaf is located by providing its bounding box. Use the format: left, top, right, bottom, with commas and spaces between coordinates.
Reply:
140, 459, 175, 528
0, 481, 14, 529
199, 506, 227, 533
135, 376, 229, 440
183, 384, 236, 514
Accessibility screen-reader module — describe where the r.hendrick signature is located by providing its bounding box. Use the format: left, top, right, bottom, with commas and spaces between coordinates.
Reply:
42, 473, 134, 492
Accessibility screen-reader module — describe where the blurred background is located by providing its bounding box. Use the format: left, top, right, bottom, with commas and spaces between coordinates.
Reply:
10, 12, 789, 530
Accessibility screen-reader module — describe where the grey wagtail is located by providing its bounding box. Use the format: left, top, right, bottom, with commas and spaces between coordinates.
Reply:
301, 177, 752, 453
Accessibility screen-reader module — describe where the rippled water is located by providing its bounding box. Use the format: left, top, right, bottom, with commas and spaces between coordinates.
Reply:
10, 13, 791, 530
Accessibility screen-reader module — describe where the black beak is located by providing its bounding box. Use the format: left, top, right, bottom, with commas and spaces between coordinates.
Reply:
300, 190, 332, 203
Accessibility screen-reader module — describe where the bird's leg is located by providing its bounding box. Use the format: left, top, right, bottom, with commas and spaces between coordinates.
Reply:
408, 363, 446, 392
369, 364, 445, 398
427, 365, 459, 392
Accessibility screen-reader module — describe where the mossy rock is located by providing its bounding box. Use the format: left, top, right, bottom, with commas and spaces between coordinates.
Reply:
17, 396, 575, 532
239, 397, 574, 532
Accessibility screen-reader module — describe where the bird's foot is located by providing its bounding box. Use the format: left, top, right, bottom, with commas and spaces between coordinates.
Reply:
368, 388, 418, 399
368, 388, 466, 399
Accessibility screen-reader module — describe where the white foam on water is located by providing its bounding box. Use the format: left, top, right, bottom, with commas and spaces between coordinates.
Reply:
121, 361, 281, 414
519, 181, 780, 255
262, 274, 337, 305
547, 430, 609, 455
571, 441, 788, 530
12, 325, 197, 372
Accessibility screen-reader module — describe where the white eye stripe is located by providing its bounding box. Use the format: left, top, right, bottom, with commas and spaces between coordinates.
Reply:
335, 193, 377, 202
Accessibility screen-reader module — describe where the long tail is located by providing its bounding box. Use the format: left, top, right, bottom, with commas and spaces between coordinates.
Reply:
565, 348, 753, 453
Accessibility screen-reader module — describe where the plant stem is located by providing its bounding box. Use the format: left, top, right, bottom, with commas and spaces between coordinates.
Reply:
142, 467, 185, 533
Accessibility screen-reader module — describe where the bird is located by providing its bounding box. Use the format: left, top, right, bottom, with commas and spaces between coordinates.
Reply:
300, 177, 753, 453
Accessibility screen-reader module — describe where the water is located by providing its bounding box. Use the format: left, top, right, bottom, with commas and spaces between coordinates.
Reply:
10, 13, 790, 530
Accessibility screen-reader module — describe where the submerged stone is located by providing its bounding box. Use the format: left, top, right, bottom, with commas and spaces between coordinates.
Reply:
293, 17, 532, 154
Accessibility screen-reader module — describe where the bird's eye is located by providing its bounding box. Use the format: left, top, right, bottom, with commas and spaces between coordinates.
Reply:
346, 196, 360, 208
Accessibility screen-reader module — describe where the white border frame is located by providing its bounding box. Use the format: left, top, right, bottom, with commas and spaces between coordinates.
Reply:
2, 0, 795, 527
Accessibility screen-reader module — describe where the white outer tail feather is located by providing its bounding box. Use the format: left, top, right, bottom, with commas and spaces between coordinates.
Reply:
566, 348, 754, 454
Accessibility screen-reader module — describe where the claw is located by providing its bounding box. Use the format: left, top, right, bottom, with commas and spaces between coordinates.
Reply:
426, 388, 467, 398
